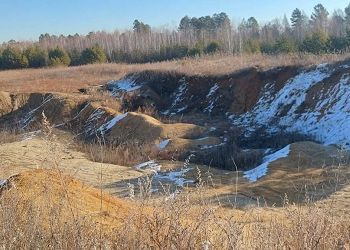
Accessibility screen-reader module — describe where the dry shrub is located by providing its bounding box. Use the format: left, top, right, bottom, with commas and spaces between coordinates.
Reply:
136, 105, 158, 118
248, 202, 350, 249
77, 140, 158, 166
0, 185, 102, 250
0, 129, 18, 144
2, 178, 350, 249
87, 89, 122, 112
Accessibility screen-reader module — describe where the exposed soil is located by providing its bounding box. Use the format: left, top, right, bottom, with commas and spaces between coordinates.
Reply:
1, 58, 350, 209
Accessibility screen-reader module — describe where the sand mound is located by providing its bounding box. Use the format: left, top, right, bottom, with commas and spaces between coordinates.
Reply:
0, 169, 133, 229
100, 112, 208, 144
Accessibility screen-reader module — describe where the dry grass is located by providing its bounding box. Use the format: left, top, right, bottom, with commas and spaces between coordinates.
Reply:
1, 169, 349, 249
1, 118, 350, 249
0, 53, 349, 93
77, 140, 158, 167
0, 130, 18, 144
87, 89, 122, 112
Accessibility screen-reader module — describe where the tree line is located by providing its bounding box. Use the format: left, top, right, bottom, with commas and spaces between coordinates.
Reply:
1, 3, 350, 70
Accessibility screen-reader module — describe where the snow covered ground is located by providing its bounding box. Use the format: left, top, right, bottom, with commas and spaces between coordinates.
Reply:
162, 78, 188, 115
134, 160, 193, 187
244, 145, 291, 182
107, 77, 142, 98
98, 113, 128, 134
204, 83, 220, 113
20, 95, 54, 129
156, 168, 194, 187
135, 160, 161, 173
230, 64, 350, 149
158, 139, 170, 150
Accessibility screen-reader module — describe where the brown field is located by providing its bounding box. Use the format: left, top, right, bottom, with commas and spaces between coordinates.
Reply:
0, 53, 349, 93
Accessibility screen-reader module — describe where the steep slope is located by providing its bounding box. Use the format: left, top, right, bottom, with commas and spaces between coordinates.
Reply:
230, 63, 350, 148
106, 60, 350, 150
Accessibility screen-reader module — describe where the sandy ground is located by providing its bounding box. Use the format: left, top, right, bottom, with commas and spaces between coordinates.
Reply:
2, 132, 350, 214
0, 134, 144, 195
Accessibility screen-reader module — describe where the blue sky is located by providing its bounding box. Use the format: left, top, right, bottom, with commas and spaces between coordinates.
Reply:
0, 0, 348, 42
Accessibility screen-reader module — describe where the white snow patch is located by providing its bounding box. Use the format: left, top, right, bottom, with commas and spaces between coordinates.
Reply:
204, 84, 220, 113
229, 64, 350, 148
158, 139, 170, 150
204, 97, 218, 113
0, 179, 8, 188
107, 78, 141, 97
98, 113, 128, 134
207, 83, 219, 98
163, 78, 188, 115
200, 142, 226, 150
209, 127, 217, 132
156, 168, 194, 187
244, 145, 291, 182
21, 130, 41, 141
84, 108, 105, 135
135, 160, 162, 173
134, 159, 194, 187
21, 95, 54, 129
288, 73, 350, 147
196, 137, 209, 141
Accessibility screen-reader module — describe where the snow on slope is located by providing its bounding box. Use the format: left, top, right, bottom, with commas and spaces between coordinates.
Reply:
84, 108, 105, 136
230, 64, 350, 148
158, 139, 170, 150
0, 179, 8, 188
20, 95, 54, 129
98, 113, 128, 134
204, 83, 219, 113
107, 77, 141, 98
244, 145, 291, 182
162, 77, 188, 115
135, 160, 161, 173
156, 168, 194, 187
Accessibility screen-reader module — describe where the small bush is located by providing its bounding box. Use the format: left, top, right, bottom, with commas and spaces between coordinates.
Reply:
205, 41, 220, 54
68, 48, 82, 66
301, 31, 329, 54
24, 46, 48, 68
0, 47, 28, 69
80, 45, 107, 65
48, 47, 71, 66
188, 47, 202, 57
243, 39, 261, 54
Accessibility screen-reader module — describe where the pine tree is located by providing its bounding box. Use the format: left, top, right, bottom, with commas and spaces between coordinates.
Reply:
48, 47, 70, 66
247, 17, 259, 38
80, 45, 107, 65
179, 16, 192, 31
311, 4, 329, 33
24, 46, 48, 68
329, 10, 346, 37
291, 8, 308, 42
0, 47, 28, 69
345, 3, 350, 29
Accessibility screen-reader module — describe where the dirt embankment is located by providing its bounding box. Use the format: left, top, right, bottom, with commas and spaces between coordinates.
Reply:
112, 66, 299, 116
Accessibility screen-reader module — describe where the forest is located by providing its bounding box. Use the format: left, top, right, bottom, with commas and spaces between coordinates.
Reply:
1, 3, 350, 69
